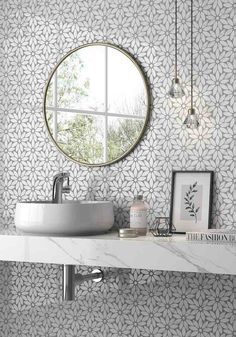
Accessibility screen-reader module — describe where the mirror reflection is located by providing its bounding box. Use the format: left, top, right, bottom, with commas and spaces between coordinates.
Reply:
44, 44, 149, 165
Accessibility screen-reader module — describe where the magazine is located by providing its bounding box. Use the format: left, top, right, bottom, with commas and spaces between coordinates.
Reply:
186, 229, 236, 242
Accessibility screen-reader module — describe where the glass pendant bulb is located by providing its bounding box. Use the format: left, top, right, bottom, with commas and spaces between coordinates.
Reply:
168, 0, 185, 98
183, 0, 200, 130
169, 78, 185, 98
183, 108, 199, 129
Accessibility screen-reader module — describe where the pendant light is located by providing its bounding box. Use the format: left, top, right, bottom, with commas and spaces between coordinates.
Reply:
183, 0, 199, 128
169, 0, 185, 98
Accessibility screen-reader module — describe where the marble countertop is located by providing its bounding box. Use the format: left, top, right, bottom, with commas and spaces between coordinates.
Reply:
0, 228, 235, 275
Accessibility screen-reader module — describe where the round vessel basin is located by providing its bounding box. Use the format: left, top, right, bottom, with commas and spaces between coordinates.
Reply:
15, 201, 114, 236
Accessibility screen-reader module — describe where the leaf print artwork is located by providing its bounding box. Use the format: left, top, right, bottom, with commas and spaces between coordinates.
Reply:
184, 182, 200, 223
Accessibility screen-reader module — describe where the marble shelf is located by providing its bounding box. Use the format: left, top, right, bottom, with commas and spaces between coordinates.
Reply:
0, 229, 235, 275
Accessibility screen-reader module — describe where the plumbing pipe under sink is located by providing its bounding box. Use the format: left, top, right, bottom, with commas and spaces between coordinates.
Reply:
62, 265, 103, 301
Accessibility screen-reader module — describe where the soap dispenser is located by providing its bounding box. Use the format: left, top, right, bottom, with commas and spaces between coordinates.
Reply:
130, 195, 148, 235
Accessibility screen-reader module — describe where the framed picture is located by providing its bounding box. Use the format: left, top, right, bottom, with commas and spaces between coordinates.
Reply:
170, 171, 214, 234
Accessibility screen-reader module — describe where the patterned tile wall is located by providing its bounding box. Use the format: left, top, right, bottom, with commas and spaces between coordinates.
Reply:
0, 0, 235, 336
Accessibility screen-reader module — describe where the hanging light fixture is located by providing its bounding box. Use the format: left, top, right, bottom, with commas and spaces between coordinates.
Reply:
183, 0, 199, 128
169, 0, 185, 98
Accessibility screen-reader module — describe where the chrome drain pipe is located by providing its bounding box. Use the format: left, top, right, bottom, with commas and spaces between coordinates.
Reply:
62, 265, 75, 301
62, 265, 103, 301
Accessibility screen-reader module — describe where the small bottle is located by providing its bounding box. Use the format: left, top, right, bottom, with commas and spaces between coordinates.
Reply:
130, 195, 148, 236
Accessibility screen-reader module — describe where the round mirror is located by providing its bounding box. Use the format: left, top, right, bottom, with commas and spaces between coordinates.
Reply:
44, 43, 150, 166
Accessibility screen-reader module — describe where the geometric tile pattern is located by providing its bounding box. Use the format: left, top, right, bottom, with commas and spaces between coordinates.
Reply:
0, 0, 235, 336
0, 262, 235, 337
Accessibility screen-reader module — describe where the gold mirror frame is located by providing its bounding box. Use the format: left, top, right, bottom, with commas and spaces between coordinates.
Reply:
43, 43, 151, 167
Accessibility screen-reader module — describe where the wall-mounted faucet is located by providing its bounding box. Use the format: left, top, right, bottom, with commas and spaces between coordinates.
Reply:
52, 172, 70, 203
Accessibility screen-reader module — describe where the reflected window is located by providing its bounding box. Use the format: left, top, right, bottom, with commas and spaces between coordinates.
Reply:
46, 45, 147, 164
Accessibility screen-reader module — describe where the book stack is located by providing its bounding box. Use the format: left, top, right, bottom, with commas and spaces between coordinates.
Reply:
186, 229, 236, 243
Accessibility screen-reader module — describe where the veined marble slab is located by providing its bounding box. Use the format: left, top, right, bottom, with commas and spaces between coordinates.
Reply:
0, 229, 235, 275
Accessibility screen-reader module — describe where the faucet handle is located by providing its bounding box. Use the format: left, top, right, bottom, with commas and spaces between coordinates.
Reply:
62, 175, 71, 194
62, 186, 71, 194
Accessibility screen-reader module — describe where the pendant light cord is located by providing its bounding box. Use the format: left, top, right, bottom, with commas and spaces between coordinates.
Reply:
175, 0, 178, 79
190, 0, 193, 109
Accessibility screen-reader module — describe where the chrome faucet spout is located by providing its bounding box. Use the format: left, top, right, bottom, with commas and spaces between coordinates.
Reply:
52, 172, 71, 203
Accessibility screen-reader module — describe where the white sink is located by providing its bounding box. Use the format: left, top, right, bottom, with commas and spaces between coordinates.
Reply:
15, 201, 114, 235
